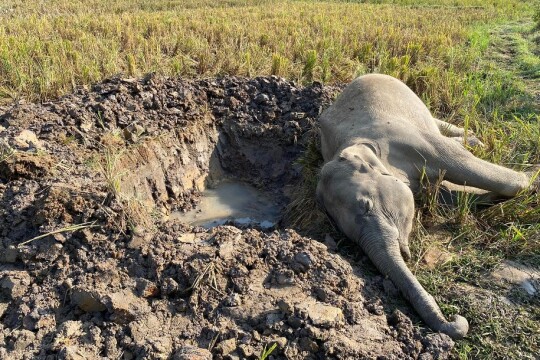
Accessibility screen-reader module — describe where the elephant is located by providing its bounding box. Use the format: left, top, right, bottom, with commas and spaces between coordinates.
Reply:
316, 74, 538, 339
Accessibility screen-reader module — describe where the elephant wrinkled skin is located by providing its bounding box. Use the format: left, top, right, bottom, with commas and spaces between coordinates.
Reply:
316, 74, 538, 340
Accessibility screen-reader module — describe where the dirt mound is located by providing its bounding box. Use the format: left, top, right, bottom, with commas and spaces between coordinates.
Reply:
0, 75, 454, 359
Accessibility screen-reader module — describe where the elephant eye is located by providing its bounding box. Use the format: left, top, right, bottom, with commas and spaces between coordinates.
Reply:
360, 198, 374, 215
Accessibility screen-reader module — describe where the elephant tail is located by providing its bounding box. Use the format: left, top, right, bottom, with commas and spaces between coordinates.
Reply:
365, 242, 469, 340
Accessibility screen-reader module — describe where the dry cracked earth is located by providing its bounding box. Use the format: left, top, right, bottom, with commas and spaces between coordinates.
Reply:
0, 75, 455, 359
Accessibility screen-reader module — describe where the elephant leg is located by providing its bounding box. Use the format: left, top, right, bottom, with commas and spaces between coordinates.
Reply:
438, 181, 503, 206
422, 133, 531, 197
433, 118, 466, 136
433, 118, 484, 147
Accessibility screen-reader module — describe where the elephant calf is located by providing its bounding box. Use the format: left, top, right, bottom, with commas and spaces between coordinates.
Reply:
316, 74, 538, 339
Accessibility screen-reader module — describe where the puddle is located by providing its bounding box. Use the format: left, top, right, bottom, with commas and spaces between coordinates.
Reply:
172, 181, 282, 229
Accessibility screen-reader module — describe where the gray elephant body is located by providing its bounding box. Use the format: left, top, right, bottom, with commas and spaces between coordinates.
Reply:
317, 74, 535, 339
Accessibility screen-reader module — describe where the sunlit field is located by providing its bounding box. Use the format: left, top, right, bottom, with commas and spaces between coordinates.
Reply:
0, 0, 530, 105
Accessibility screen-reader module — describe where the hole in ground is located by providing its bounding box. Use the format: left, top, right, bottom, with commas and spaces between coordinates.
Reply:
115, 100, 328, 231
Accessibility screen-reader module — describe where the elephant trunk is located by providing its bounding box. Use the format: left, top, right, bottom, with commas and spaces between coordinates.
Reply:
364, 241, 468, 340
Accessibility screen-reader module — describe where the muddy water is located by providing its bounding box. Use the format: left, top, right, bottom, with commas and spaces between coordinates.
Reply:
172, 181, 282, 229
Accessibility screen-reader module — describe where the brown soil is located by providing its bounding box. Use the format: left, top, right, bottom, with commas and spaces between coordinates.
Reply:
0, 75, 454, 359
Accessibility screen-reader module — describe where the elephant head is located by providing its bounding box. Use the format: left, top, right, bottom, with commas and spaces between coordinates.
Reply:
316, 144, 469, 340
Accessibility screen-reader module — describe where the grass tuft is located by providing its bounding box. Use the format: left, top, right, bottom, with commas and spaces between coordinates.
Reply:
284, 134, 333, 236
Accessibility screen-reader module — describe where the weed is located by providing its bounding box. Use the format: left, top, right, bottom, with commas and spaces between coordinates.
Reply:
258, 342, 277, 360
0, 141, 15, 163
126, 54, 136, 76
284, 135, 333, 236
100, 146, 124, 198
534, 5, 540, 29
94, 141, 154, 230
417, 166, 445, 217
18, 221, 98, 247
271, 54, 288, 77
183, 261, 224, 296
302, 49, 318, 82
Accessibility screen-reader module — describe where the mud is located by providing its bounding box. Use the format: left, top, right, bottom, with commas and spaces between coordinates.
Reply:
173, 181, 281, 229
1, 75, 455, 359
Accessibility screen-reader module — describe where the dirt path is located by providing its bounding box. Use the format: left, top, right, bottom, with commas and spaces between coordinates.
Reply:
488, 21, 540, 113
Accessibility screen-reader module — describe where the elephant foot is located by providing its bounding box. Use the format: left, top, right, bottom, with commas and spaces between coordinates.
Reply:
438, 315, 469, 340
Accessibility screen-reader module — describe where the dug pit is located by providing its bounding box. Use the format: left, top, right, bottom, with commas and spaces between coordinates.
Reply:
172, 180, 281, 229
0, 75, 456, 359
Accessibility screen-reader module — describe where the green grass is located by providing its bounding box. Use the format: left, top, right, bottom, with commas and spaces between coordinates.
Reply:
410, 21, 540, 357
259, 342, 278, 360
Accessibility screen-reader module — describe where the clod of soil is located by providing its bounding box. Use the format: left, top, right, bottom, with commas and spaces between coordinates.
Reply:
1, 75, 454, 359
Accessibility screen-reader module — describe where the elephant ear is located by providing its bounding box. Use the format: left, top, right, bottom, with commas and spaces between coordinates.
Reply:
354, 198, 373, 224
